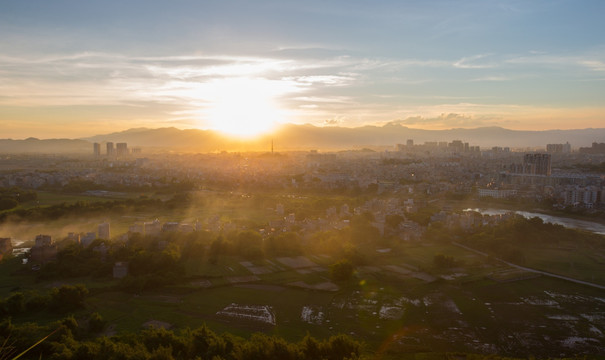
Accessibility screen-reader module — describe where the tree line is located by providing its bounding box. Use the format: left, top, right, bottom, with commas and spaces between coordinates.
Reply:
0, 186, 37, 211
0, 319, 364, 360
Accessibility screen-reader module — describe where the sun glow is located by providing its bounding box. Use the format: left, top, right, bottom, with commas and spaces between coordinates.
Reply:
204, 78, 287, 138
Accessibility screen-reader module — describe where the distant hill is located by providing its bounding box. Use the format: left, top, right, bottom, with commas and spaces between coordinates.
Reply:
84, 123, 605, 151
0, 138, 91, 154
2, 124, 603, 154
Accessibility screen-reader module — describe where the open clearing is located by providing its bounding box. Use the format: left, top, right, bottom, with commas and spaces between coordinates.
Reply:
4, 238, 605, 357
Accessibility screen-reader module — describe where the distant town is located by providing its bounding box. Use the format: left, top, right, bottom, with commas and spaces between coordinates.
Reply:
1, 138, 604, 358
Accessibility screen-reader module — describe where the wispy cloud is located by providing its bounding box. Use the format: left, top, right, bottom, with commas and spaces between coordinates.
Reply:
393, 113, 499, 128
506, 53, 605, 73
283, 75, 355, 86
471, 76, 509, 82
579, 60, 605, 72
291, 96, 354, 104
2, 45, 605, 135
453, 54, 496, 69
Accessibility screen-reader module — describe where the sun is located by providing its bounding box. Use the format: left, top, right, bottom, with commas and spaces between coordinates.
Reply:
205, 78, 285, 138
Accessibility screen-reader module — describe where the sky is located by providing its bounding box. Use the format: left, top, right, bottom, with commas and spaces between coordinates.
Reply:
1, 0, 604, 138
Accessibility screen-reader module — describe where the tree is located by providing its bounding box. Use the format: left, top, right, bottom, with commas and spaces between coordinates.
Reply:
88, 312, 106, 333
385, 214, 405, 229
208, 236, 224, 264
0, 198, 18, 211
433, 254, 456, 268
6, 292, 25, 314
300, 334, 321, 360
330, 259, 354, 282
265, 232, 302, 256
49, 284, 88, 311
236, 231, 264, 259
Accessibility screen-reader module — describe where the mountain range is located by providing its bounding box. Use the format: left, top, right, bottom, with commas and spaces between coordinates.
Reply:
1, 123, 604, 153
83, 123, 605, 152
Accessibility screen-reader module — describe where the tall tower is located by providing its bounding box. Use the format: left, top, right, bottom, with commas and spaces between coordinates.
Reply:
106, 142, 115, 156
116, 143, 128, 156
93, 142, 101, 156
523, 153, 551, 176
98, 222, 110, 240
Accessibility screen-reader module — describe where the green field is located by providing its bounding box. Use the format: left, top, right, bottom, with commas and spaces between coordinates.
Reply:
2, 190, 605, 357
522, 245, 605, 285
3, 236, 605, 358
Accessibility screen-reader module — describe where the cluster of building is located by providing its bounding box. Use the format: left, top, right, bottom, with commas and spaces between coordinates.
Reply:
1, 138, 605, 263
509, 153, 552, 176
93, 142, 141, 157
578, 142, 605, 155
475, 150, 605, 208
546, 142, 572, 153
24, 222, 112, 264
396, 139, 482, 155
128, 219, 200, 236
0, 160, 163, 190
3, 137, 604, 211
64, 222, 111, 247
559, 186, 604, 208
29, 234, 57, 264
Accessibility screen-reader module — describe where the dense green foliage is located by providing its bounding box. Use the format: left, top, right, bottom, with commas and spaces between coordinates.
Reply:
0, 194, 194, 223
460, 214, 604, 263
43, 178, 197, 194
0, 285, 88, 318
0, 186, 37, 210
0, 320, 364, 360
433, 254, 459, 269
330, 259, 354, 282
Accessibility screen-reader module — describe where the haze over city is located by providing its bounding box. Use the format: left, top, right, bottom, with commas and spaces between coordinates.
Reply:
1, 0, 605, 139
3, 2, 605, 358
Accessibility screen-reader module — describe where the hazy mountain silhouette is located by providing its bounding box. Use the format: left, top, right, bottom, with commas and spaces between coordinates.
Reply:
0, 138, 91, 153
273, 123, 605, 150
81, 123, 605, 152
2, 124, 603, 153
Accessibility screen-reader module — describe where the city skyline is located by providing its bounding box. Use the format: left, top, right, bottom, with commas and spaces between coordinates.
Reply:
1, 0, 605, 139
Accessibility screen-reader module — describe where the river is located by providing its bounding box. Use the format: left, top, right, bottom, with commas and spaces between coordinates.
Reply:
463, 208, 605, 236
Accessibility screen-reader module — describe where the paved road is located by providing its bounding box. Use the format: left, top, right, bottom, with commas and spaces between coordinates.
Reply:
452, 242, 605, 291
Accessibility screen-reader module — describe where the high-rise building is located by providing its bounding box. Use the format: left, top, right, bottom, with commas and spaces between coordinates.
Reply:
448, 140, 464, 153
107, 142, 115, 156
563, 142, 571, 153
81, 232, 96, 247
406, 139, 414, 147
116, 142, 128, 156
35, 234, 52, 247
579, 142, 605, 154
98, 222, 110, 240
31, 235, 57, 263
523, 153, 551, 176
546, 142, 571, 153
93, 142, 101, 156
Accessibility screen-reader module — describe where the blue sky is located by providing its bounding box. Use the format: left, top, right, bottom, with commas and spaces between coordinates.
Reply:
1, 0, 604, 138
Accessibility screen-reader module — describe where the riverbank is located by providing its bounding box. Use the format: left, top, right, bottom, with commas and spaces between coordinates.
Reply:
463, 208, 605, 236
446, 199, 605, 226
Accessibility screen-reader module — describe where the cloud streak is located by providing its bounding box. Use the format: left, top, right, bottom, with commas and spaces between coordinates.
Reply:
1, 44, 605, 136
